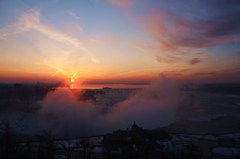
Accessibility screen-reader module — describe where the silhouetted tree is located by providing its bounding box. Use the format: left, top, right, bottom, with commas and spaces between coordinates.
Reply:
186, 143, 200, 159
37, 131, 55, 159
81, 138, 90, 159
0, 119, 16, 159
103, 135, 115, 159
59, 140, 75, 159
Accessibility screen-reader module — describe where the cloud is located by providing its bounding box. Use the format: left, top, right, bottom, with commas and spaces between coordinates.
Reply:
194, 53, 208, 59
186, 52, 208, 65
191, 72, 216, 76
0, 22, 28, 40
188, 58, 201, 65
64, 23, 83, 33
107, 0, 134, 9
144, 11, 240, 50
160, 69, 189, 78
156, 55, 181, 64
67, 11, 80, 20
19, 10, 85, 49
142, 0, 240, 51
185, 67, 240, 83
0, 9, 98, 63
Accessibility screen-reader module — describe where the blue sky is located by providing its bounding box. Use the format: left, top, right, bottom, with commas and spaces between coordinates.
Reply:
0, 0, 240, 83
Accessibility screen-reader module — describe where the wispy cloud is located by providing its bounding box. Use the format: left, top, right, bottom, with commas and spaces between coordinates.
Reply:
64, 22, 83, 33
186, 52, 208, 65
191, 72, 216, 77
19, 10, 85, 49
188, 58, 201, 65
185, 67, 240, 82
0, 9, 99, 63
107, 0, 134, 9
138, 0, 240, 65
144, 9, 240, 50
156, 55, 181, 64
194, 53, 208, 59
67, 11, 80, 20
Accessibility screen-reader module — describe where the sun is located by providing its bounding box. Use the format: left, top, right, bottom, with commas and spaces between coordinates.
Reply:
70, 78, 76, 89
70, 78, 75, 83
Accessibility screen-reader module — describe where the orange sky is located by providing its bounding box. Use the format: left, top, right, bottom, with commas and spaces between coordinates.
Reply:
0, 0, 240, 84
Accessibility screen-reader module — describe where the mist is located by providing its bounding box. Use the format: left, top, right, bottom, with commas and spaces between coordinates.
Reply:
106, 76, 180, 129
38, 76, 180, 136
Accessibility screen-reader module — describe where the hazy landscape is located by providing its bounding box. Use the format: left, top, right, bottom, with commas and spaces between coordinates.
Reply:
1, 81, 240, 135
1, 0, 240, 158
0, 81, 240, 158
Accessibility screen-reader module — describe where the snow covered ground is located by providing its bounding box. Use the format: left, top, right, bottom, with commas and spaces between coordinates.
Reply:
212, 147, 240, 157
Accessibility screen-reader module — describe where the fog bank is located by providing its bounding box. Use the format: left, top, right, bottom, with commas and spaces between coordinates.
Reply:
38, 76, 180, 136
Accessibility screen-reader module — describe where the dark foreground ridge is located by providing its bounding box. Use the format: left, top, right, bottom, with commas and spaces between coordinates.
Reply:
0, 121, 239, 159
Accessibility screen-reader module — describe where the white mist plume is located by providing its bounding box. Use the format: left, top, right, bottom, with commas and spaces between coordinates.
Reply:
38, 76, 180, 136
38, 88, 103, 136
107, 76, 179, 129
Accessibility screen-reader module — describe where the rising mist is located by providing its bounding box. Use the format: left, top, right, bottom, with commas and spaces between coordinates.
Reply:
38, 76, 180, 136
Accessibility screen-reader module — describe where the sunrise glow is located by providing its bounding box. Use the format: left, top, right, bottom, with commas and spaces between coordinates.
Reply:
0, 0, 239, 84
0, 1, 240, 157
